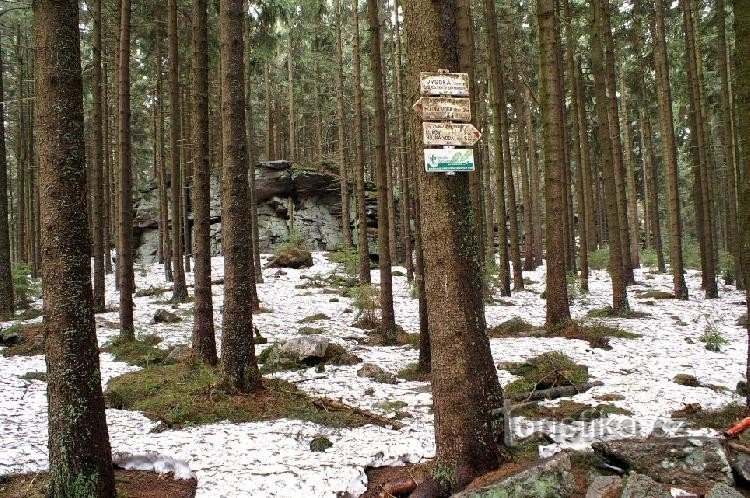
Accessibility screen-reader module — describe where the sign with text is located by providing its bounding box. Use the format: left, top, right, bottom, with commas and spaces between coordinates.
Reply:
412, 97, 471, 122
422, 122, 482, 147
419, 72, 470, 97
424, 148, 475, 173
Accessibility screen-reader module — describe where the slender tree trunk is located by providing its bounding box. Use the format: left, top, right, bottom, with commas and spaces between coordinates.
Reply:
367, 0, 397, 343
192, 0, 218, 365
264, 62, 273, 160
513, 57, 533, 273
483, 0, 511, 295
287, 31, 295, 163
592, 0, 629, 313
34, 0, 116, 494
169, 0, 188, 301
681, 0, 718, 298
155, 25, 173, 282
181, 87, 192, 275
651, 0, 688, 298
244, 28, 263, 285
118, 0, 135, 339
731, 0, 750, 406
574, 62, 590, 292
91, 0, 106, 312
538, 0, 571, 327
335, 0, 353, 250
0, 33, 14, 320
219, 0, 263, 393
353, 0, 371, 284
15, 29, 26, 265
403, 1, 505, 490
527, 87, 544, 267
620, 76, 640, 268
103, 63, 113, 275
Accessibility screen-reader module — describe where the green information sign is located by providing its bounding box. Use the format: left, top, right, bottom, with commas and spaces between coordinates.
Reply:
423, 148, 475, 173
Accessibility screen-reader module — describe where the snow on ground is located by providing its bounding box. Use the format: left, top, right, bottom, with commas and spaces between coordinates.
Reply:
1, 252, 747, 497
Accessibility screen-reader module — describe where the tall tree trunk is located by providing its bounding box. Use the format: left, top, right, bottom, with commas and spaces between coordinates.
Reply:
353, 0, 371, 284
0, 33, 14, 320
287, 31, 295, 163
403, 0, 505, 490
367, 0, 397, 343
574, 62, 591, 292
620, 76, 640, 268
513, 55, 533, 273
91, 0, 106, 312
15, 29, 26, 265
244, 27, 263, 285
169, 0, 189, 301
264, 62, 273, 160
219, 0, 263, 393
592, 0, 629, 313
651, 0, 688, 298
118, 0, 135, 339
717, 0, 742, 287
527, 87, 544, 267
192, 0, 218, 365
538, 0, 571, 326
483, 0, 511, 295
155, 25, 173, 282
731, 0, 750, 406
181, 87, 192, 275
335, 0, 353, 250
103, 63, 113, 275
681, 0, 718, 298
33, 0, 116, 494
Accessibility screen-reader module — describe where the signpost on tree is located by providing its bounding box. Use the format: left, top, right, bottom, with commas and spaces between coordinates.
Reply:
414, 70, 481, 173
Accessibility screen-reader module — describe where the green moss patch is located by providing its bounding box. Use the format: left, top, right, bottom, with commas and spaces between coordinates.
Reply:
397, 362, 431, 382
298, 313, 330, 324
258, 342, 361, 373
365, 326, 419, 348
586, 306, 650, 319
102, 335, 170, 367
513, 400, 633, 421
374, 400, 408, 412
681, 403, 750, 431
19, 371, 47, 382
501, 351, 589, 396
1, 324, 45, 357
134, 286, 169, 298
551, 322, 641, 350
105, 360, 389, 429
12, 308, 43, 321
634, 290, 675, 300
487, 317, 534, 338
299, 326, 325, 335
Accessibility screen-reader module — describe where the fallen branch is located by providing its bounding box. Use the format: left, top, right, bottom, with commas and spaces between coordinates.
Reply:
727, 441, 750, 454
376, 476, 422, 498
509, 381, 603, 402
312, 397, 404, 430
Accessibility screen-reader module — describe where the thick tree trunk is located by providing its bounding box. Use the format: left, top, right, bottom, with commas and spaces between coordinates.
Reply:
651, 0, 688, 298
192, 0, 218, 366
0, 33, 14, 320
538, 0, 571, 327
169, 0, 188, 302
91, 0, 106, 313
591, 0, 629, 313
367, 0, 397, 343
353, 0, 371, 285
33, 0, 116, 494
118, 0, 135, 339
219, 0, 263, 393
403, 1, 504, 490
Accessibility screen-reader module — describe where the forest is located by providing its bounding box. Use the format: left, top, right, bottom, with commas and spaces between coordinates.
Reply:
0, 0, 749, 496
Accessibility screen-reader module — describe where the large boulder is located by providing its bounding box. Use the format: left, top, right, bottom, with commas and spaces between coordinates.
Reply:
454, 452, 575, 498
280, 336, 329, 361
584, 475, 622, 498
620, 473, 671, 498
266, 248, 313, 269
255, 161, 294, 201
592, 437, 733, 488
153, 309, 181, 324
706, 483, 744, 498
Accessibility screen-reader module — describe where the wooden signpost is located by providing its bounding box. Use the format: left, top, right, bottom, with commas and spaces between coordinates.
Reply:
414, 70, 480, 173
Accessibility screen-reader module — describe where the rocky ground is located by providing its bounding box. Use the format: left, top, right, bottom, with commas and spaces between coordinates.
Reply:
0, 252, 747, 497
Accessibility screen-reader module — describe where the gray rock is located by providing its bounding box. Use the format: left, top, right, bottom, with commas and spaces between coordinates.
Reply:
739, 313, 747, 327
357, 363, 396, 384
166, 344, 191, 363
592, 437, 733, 488
280, 336, 329, 360
453, 452, 575, 498
267, 248, 313, 269
620, 473, 671, 498
0, 331, 20, 345
153, 309, 182, 324
585, 475, 622, 498
705, 483, 744, 498
728, 450, 750, 485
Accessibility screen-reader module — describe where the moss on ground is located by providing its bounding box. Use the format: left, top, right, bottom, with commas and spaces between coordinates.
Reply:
500, 351, 589, 396
298, 313, 330, 324
20, 371, 47, 382
397, 362, 431, 382
682, 403, 750, 431
105, 360, 383, 429
258, 342, 361, 373
102, 335, 170, 367
12, 308, 43, 321
487, 317, 534, 338
134, 286, 169, 298
1, 324, 45, 357
551, 322, 641, 350
513, 400, 632, 421
586, 306, 650, 319
634, 290, 675, 300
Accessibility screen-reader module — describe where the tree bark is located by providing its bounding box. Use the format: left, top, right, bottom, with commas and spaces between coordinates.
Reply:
118, 0, 135, 339
155, 23, 173, 282
538, 0, 571, 327
192, 0, 218, 365
219, 0, 263, 393
33, 0, 116, 494
91, 0, 106, 313
287, 31, 295, 163
15, 29, 26, 265
169, 0, 189, 302
619, 76, 640, 268
0, 33, 14, 320
574, 61, 590, 292
353, 0, 371, 285
403, 0, 505, 490
335, 0, 353, 250
651, 0, 688, 298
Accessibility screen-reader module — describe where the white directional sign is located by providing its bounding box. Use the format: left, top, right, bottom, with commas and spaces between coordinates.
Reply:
424, 148, 475, 173
422, 122, 482, 147
412, 97, 471, 122
419, 72, 470, 97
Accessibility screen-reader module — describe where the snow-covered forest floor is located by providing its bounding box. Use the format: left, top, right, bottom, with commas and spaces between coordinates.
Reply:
1, 253, 747, 497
